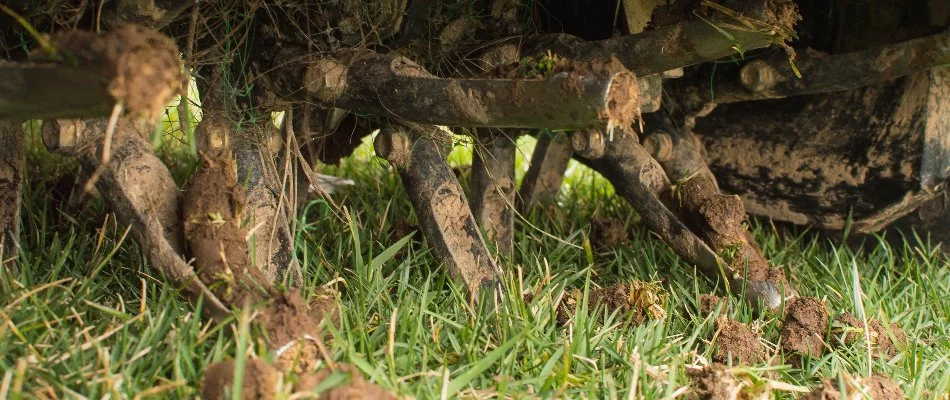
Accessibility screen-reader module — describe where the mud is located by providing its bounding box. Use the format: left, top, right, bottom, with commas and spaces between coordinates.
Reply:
589, 217, 629, 249
564, 56, 641, 132
714, 317, 766, 364
308, 288, 342, 331
559, 281, 666, 325
53, 25, 181, 119
802, 374, 905, 400
698, 75, 928, 230
832, 312, 906, 357
202, 358, 280, 400
674, 177, 770, 281
261, 292, 324, 364
780, 297, 829, 359
182, 153, 266, 305
295, 364, 396, 399
182, 153, 324, 358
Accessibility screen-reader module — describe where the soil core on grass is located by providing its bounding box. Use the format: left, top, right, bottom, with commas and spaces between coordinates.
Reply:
780, 297, 829, 360
202, 359, 280, 400
295, 364, 396, 399
832, 312, 906, 357
698, 294, 728, 316
687, 364, 742, 400
714, 317, 766, 364
802, 374, 905, 400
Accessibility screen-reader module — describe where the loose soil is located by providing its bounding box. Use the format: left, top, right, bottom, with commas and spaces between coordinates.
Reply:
202, 358, 280, 400
53, 25, 181, 119
675, 177, 772, 282
202, 361, 396, 399
589, 217, 629, 249
802, 374, 905, 400
686, 364, 742, 400
698, 294, 728, 316
832, 312, 906, 357
714, 317, 766, 364
780, 297, 829, 359
295, 363, 396, 399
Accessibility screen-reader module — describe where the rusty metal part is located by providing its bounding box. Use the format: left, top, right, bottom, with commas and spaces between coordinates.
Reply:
638, 74, 664, 114
519, 18, 790, 77
921, 67, 950, 189
0, 64, 114, 119
1, 26, 181, 120
517, 131, 574, 212
232, 129, 302, 288
640, 112, 718, 189
573, 130, 792, 309
697, 68, 943, 232
1, 120, 25, 270
290, 53, 642, 130
672, 30, 950, 111
375, 126, 502, 294
471, 130, 517, 256
740, 30, 949, 98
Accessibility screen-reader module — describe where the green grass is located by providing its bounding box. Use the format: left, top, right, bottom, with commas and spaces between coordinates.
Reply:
1, 133, 948, 399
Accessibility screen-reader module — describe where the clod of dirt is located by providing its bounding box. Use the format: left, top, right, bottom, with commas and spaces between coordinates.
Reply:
295, 364, 396, 399
202, 358, 281, 400
558, 281, 667, 325
686, 364, 743, 400
802, 374, 905, 400
182, 153, 268, 306
780, 297, 829, 359
52, 25, 182, 119
589, 217, 630, 249
832, 312, 906, 357
714, 317, 766, 364
698, 294, 728, 316
263, 292, 326, 372
309, 288, 341, 331
183, 154, 325, 366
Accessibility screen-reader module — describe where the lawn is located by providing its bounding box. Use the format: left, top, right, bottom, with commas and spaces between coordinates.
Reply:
1, 130, 948, 399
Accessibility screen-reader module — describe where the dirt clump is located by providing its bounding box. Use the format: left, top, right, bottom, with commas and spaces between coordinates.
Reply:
714, 317, 766, 364
295, 364, 396, 399
698, 294, 728, 316
832, 312, 906, 357
802, 374, 904, 400
52, 25, 182, 119
202, 358, 281, 400
309, 288, 342, 330
183, 154, 325, 368
202, 360, 396, 399
558, 281, 666, 325
686, 364, 743, 400
182, 153, 267, 305
589, 217, 629, 249
780, 297, 829, 360
674, 177, 770, 281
